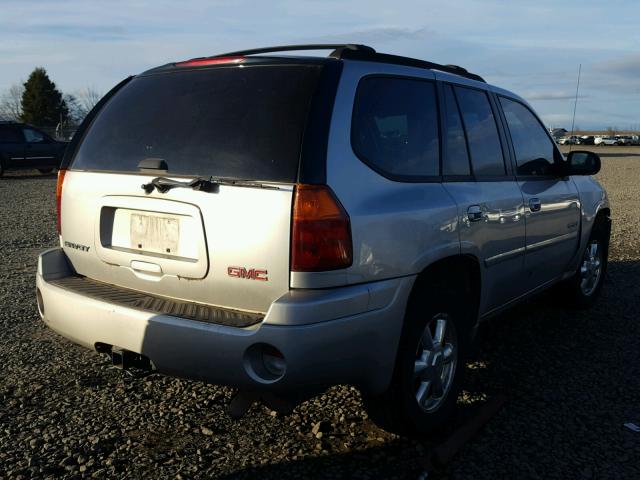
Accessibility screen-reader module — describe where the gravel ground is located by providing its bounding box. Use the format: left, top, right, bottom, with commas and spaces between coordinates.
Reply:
1, 147, 639, 479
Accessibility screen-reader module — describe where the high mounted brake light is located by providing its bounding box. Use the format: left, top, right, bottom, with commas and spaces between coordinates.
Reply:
291, 185, 352, 272
56, 169, 66, 234
175, 56, 245, 67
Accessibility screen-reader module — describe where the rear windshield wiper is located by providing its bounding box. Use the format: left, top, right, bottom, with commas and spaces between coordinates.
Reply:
141, 176, 280, 194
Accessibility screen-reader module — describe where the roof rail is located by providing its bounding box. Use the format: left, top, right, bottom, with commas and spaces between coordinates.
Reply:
339, 49, 486, 83
213, 44, 376, 59
205, 44, 485, 83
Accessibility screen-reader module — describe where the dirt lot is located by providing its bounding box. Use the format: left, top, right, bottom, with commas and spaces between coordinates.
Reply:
1, 146, 638, 479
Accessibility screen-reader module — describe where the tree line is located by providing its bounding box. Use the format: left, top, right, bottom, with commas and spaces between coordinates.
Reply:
0, 67, 101, 129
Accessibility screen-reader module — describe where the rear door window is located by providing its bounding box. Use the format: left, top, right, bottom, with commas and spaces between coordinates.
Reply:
500, 97, 559, 176
442, 85, 471, 176
23, 128, 46, 143
352, 76, 440, 179
454, 86, 506, 176
71, 65, 323, 182
0, 126, 23, 143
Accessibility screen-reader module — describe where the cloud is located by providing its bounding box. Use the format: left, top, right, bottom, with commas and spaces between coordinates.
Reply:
16, 24, 129, 41
0, 0, 638, 129
595, 54, 640, 77
301, 26, 433, 45
525, 92, 587, 101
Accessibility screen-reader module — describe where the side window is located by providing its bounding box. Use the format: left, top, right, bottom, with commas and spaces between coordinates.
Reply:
500, 97, 557, 176
352, 77, 439, 178
0, 126, 24, 143
23, 128, 45, 143
442, 85, 471, 176
454, 86, 505, 176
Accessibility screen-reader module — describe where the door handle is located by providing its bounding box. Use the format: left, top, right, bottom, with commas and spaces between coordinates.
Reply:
131, 260, 162, 275
529, 198, 541, 212
467, 205, 484, 222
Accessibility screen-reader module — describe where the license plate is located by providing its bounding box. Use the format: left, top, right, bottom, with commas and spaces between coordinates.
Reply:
130, 214, 180, 254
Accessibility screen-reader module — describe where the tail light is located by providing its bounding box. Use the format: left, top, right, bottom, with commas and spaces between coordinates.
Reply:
175, 56, 245, 67
56, 169, 66, 234
291, 185, 352, 272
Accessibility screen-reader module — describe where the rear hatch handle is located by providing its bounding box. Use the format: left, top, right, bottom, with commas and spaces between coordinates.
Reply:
141, 176, 281, 194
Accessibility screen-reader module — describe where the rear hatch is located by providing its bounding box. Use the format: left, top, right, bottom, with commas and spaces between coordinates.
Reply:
61, 60, 330, 313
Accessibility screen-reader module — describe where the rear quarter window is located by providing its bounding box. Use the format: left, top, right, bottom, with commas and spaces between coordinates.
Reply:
352, 76, 440, 179
71, 65, 323, 182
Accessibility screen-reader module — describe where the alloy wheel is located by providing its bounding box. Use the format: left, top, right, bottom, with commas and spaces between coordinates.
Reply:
413, 313, 458, 412
580, 240, 602, 296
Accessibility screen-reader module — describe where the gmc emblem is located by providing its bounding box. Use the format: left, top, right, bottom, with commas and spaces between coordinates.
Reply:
227, 266, 268, 281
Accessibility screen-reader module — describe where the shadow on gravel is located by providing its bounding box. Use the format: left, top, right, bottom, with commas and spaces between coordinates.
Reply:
0, 172, 57, 180
221, 441, 427, 479
596, 152, 640, 158
221, 260, 640, 480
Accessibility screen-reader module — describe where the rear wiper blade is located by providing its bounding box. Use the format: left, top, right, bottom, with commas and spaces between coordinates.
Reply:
209, 177, 281, 190
141, 176, 280, 194
141, 177, 216, 194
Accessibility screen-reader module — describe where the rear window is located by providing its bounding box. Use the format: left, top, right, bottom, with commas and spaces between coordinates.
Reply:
71, 65, 323, 182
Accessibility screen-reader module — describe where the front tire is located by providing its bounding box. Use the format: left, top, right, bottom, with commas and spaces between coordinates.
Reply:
559, 217, 610, 308
364, 279, 473, 438
38, 168, 54, 174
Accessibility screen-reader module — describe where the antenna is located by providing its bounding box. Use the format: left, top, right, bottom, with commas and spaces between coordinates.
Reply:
569, 64, 581, 153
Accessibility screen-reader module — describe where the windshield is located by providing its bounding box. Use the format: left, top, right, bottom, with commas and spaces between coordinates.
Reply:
71, 64, 323, 182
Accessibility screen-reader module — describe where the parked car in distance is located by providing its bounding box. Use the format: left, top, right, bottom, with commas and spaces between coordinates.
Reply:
594, 136, 618, 146
36, 44, 611, 438
614, 136, 633, 145
558, 135, 579, 145
0, 122, 66, 176
577, 135, 595, 145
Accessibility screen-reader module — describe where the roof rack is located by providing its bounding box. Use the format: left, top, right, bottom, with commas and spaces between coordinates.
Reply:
207, 44, 485, 83
338, 49, 486, 83
213, 44, 376, 59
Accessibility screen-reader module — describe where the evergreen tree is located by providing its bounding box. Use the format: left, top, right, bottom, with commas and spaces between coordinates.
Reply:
21, 67, 68, 126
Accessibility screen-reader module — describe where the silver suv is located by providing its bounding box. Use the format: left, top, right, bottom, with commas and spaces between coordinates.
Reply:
36, 44, 610, 437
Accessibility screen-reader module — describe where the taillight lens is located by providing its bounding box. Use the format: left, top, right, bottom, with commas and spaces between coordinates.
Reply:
56, 169, 66, 234
291, 185, 352, 272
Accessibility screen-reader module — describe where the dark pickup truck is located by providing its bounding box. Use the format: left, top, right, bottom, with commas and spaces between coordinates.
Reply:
0, 122, 67, 176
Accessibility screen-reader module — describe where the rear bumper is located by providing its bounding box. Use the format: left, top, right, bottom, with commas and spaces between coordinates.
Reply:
36, 248, 414, 395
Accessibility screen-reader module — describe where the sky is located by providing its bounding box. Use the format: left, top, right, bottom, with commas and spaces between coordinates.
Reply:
1, 0, 639, 130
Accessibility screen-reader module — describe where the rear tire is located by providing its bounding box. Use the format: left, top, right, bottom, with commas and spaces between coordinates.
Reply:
364, 276, 474, 438
558, 216, 610, 309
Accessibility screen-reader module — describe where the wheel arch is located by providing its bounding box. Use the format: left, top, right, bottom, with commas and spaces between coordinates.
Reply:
595, 206, 611, 222
407, 254, 482, 331
593, 206, 612, 242
588, 205, 611, 246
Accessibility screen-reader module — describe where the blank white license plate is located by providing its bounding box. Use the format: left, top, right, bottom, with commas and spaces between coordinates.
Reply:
130, 214, 180, 254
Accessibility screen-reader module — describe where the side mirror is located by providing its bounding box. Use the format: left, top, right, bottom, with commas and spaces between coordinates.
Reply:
565, 150, 601, 176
